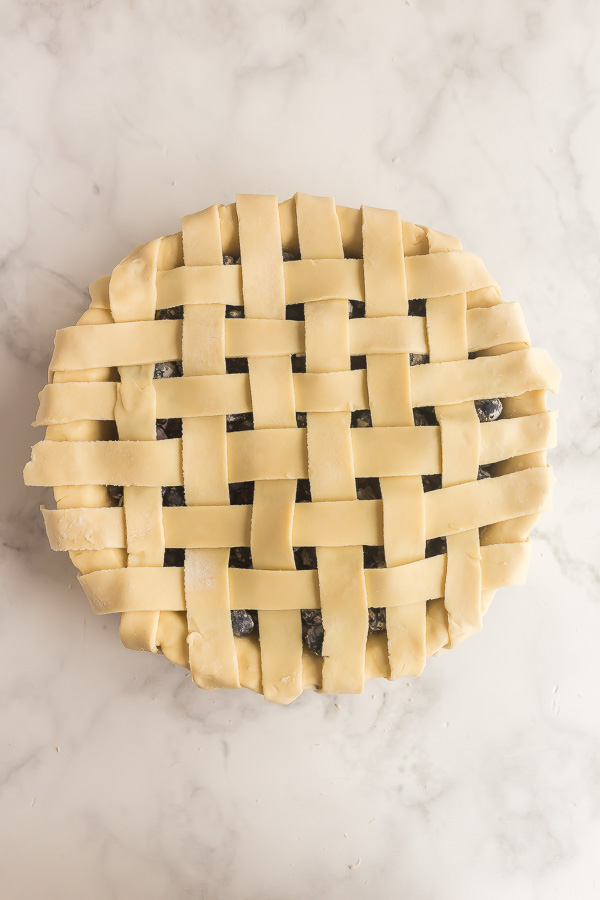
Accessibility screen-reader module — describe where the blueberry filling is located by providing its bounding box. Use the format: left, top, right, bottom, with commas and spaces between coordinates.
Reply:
369, 608, 386, 633
225, 358, 249, 374
164, 548, 185, 567
156, 418, 182, 440
162, 486, 185, 506
414, 406, 437, 426
155, 306, 184, 321
291, 354, 306, 372
356, 477, 381, 500
231, 609, 255, 637
294, 547, 318, 570
229, 547, 252, 568
107, 484, 124, 505
226, 412, 253, 432
410, 353, 429, 366
229, 481, 254, 505
364, 546, 386, 568
422, 473, 442, 492
154, 360, 182, 379
425, 537, 447, 558
475, 398, 503, 422
295, 479, 312, 503
408, 298, 427, 317
351, 409, 372, 428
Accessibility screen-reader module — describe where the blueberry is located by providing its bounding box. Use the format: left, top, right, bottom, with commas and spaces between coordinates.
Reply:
295, 412, 307, 429
156, 423, 169, 440
304, 623, 324, 656
368, 608, 386, 633
222, 255, 237, 266
410, 353, 429, 366
154, 360, 182, 379
231, 609, 255, 637
107, 484, 124, 506
475, 398, 503, 423
477, 466, 493, 480
282, 250, 298, 262
162, 486, 185, 506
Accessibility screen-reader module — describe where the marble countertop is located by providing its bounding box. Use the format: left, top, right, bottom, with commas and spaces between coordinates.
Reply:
2, 1, 599, 898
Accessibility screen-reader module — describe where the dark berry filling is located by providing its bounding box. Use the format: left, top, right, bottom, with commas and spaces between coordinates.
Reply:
231, 609, 255, 637
154, 360, 182, 379
162, 486, 185, 506
356, 478, 381, 500
475, 398, 503, 423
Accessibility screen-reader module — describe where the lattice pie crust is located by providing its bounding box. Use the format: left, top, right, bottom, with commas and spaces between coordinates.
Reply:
24, 194, 560, 704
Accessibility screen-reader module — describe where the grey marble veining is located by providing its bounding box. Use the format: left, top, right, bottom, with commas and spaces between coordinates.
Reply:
1, 1, 599, 898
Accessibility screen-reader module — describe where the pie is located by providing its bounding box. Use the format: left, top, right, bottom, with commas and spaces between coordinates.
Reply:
23, 193, 561, 704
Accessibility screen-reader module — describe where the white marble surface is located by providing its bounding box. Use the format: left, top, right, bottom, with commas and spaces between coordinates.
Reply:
1, 1, 599, 898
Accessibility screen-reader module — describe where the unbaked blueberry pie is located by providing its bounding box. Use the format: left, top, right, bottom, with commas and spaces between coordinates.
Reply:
24, 193, 560, 703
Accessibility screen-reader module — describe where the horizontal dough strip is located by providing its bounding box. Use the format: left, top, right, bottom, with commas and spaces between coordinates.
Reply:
36, 370, 369, 424
39, 341, 552, 428
42, 466, 552, 552
25, 412, 557, 485
155, 252, 495, 311
79, 541, 530, 615
48, 302, 527, 373
411, 348, 561, 406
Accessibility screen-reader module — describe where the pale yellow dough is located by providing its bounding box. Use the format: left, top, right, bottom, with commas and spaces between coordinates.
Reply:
24, 193, 560, 704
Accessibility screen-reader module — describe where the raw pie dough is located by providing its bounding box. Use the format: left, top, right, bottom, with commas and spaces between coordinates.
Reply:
24, 193, 560, 704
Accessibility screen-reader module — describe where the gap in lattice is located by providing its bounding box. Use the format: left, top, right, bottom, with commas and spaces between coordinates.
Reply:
229, 481, 254, 505
355, 477, 381, 500
156, 418, 182, 440
286, 303, 305, 321
226, 412, 253, 432
155, 306, 184, 321
408, 298, 427, 317
348, 299, 365, 318
225, 357, 249, 374
363, 546, 386, 569
229, 547, 253, 568
293, 547, 318, 570
295, 479, 312, 503
351, 409, 372, 428
164, 548, 185, 567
